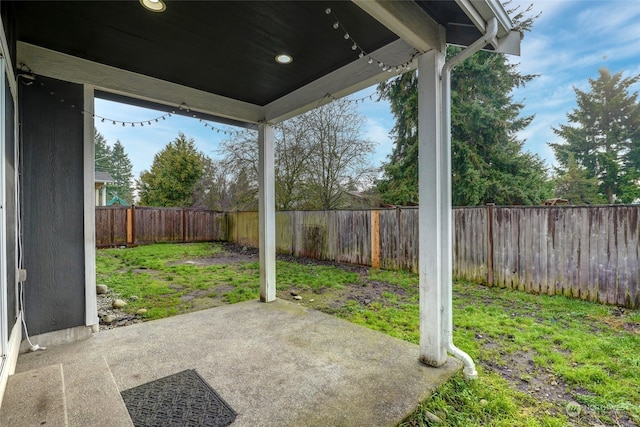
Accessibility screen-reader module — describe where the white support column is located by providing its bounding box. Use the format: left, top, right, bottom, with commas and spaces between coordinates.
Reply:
83, 85, 98, 330
258, 123, 276, 302
418, 48, 448, 367
101, 186, 107, 206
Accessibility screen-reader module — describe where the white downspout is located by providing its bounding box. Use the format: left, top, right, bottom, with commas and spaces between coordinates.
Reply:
441, 17, 498, 380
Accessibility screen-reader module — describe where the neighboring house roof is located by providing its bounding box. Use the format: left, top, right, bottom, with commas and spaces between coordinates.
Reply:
95, 171, 115, 185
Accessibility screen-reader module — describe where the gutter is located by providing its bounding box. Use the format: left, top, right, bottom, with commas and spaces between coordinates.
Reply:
440, 17, 498, 380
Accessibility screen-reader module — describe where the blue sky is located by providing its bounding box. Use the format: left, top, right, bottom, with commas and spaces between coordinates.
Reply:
95, 0, 640, 178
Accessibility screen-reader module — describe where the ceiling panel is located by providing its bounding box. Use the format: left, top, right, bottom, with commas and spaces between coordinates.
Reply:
12, 1, 400, 106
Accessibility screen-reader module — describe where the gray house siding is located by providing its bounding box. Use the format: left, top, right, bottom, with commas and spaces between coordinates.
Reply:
20, 76, 85, 335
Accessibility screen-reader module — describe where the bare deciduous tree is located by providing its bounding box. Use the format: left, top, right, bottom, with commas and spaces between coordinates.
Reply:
217, 100, 375, 210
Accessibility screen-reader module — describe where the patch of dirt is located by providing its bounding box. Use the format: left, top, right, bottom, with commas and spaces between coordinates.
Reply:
168, 250, 258, 266
479, 341, 637, 427
339, 280, 409, 307
97, 291, 143, 330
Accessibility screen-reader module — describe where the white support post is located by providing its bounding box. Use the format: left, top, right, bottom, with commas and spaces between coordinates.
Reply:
83, 85, 98, 330
258, 123, 276, 302
418, 49, 448, 367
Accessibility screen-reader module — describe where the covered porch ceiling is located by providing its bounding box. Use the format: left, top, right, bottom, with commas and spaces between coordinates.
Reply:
10, 0, 518, 125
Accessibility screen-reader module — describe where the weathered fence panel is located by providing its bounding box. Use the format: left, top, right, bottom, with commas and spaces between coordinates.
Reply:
224, 211, 259, 248
96, 207, 128, 246
453, 207, 488, 284
292, 210, 334, 260
333, 210, 371, 265
96, 205, 640, 308
184, 209, 227, 242
135, 206, 182, 243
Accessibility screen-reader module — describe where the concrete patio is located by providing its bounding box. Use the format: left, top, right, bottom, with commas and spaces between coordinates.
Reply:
1, 299, 460, 426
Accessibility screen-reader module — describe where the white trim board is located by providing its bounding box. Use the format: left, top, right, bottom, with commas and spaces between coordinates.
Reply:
83, 86, 98, 330
17, 42, 263, 125
19, 39, 419, 126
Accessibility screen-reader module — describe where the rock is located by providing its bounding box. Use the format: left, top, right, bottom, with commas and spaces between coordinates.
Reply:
565, 402, 581, 418
136, 308, 148, 315
102, 314, 116, 323
96, 284, 108, 295
309, 299, 315, 302
290, 291, 299, 296
293, 295, 303, 300
112, 299, 127, 309
130, 295, 139, 301
424, 411, 442, 423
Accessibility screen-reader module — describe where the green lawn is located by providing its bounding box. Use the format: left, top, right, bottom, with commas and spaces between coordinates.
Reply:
97, 243, 640, 426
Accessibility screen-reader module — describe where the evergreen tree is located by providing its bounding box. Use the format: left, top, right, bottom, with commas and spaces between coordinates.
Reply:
376, 4, 548, 206
95, 129, 112, 173
137, 132, 205, 207
377, 48, 549, 206
550, 68, 640, 204
553, 154, 605, 204
108, 140, 134, 204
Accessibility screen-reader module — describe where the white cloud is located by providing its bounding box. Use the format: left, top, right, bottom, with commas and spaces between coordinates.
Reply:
363, 117, 393, 167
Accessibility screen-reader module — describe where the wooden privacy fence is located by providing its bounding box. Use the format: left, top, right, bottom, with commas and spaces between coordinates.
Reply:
95, 206, 227, 247
96, 205, 640, 308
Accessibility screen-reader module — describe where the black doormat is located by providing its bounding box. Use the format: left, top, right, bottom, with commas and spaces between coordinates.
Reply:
121, 369, 237, 427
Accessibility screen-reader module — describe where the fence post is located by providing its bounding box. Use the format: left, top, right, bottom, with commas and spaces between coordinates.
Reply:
371, 210, 380, 269
182, 208, 187, 243
126, 205, 135, 246
487, 203, 495, 285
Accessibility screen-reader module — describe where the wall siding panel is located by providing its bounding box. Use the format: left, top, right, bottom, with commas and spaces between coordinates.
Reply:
22, 76, 85, 335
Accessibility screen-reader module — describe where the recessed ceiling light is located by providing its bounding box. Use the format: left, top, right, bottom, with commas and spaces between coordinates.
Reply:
275, 54, 293, 64
140, 0, 166, 13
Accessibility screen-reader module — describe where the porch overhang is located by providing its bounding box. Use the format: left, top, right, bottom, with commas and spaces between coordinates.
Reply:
0, 0, 521, 400
10, 0, 519, 125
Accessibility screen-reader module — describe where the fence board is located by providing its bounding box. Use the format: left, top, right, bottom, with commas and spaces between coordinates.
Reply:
379, 209, 400, 270
276, 211, 294, 254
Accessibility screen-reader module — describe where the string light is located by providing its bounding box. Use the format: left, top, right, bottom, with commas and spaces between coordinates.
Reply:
18, 69, 257, 138
319, 91, 378, 106
324, 7, 419, 74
